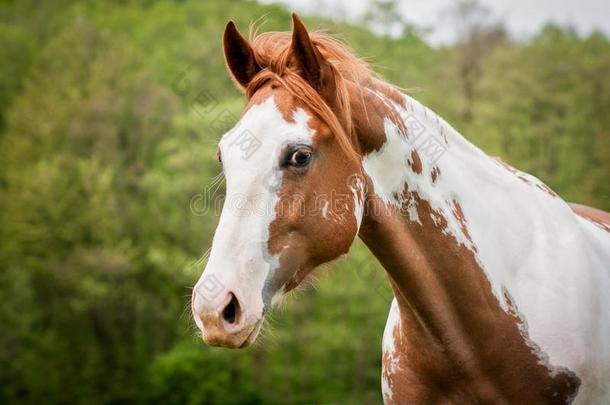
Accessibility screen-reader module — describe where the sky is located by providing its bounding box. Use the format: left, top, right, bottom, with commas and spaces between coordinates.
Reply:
261, 0, 610, 45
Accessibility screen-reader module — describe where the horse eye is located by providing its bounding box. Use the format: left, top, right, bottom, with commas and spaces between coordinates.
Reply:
288, 149, 312, 167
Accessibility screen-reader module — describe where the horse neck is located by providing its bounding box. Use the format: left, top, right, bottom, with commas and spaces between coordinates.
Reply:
352, 80, 517, 296
352, 81, 580, 400
355, 81, 504, 361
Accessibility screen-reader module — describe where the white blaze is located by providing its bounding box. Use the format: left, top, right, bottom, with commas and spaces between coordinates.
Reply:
193, 96, 315, 323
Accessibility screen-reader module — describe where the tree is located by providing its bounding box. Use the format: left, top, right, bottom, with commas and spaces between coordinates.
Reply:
443, 0, 507, 122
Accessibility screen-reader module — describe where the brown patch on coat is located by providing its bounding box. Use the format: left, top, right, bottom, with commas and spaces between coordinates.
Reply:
409, 150, 423, 174
451, 199, 476, 248
360, 191, 581, 404
347, 79, 413, 154
431, 166, 440, 183
570, 202, 610, 233
346, 82, 388, 154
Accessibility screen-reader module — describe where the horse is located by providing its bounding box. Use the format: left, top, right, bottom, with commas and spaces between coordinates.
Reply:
191, 14, 610, 404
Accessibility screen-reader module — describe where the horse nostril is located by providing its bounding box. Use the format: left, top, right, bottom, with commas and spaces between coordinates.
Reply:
222, 293, 240, 324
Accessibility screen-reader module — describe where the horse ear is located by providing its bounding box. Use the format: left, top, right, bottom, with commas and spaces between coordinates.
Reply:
223, 20, 262, 89
290, 13, 334, 92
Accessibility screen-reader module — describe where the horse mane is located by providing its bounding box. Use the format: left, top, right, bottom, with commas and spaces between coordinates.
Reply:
245, 30, 381, 159
249, 30, 375, 84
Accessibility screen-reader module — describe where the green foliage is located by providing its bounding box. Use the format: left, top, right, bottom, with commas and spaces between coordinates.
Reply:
146, 340, 262, 405
469, 25, 610, 209
0, 0, 608, 404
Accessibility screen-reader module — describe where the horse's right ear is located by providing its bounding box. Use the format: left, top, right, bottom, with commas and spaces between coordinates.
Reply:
223, 21, 262, 89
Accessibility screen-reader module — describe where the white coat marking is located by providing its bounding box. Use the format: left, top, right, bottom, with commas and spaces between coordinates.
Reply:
193, 96, 316, 322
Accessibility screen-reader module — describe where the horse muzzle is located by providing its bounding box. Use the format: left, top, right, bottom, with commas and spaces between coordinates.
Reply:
192, 288, 263, 348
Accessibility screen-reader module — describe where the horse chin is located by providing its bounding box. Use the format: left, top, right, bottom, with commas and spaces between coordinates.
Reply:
237, 317, 264, 348
200, 316, 264, 349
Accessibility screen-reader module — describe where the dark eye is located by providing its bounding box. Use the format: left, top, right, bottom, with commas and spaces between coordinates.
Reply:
287, 149, 312, 167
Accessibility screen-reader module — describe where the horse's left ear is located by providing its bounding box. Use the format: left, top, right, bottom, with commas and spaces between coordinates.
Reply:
223, 20, 262, 89
290, 13, 335, 93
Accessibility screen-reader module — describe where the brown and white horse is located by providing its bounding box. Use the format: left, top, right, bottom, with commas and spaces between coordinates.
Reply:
191, 14, 610, 404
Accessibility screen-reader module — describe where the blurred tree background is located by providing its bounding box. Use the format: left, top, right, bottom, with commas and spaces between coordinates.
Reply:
0, 0, 608, 403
